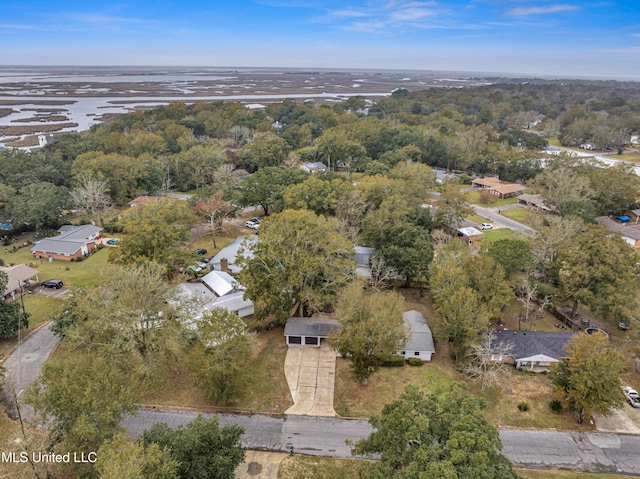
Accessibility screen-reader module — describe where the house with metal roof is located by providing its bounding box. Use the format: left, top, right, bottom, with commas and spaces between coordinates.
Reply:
397, 310, 435, 361
180, 270, 254, 318
284, 317, 341, 346
31, 225, 103, 261
489, 330, 575, 373
301, 162, 327, 173
209, 235, 257, 274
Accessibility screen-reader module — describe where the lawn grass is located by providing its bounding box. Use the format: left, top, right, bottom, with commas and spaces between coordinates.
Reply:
501, 208, 539, 227
278, 456, 366, 479
604, 152, 640, 164
480, 228, 515, 242
466, 214, 489, 224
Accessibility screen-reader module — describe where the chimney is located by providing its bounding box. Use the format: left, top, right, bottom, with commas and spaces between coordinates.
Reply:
220, 258, 229, 273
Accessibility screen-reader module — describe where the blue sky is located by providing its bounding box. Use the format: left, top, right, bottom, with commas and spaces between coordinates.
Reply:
2, 0, 640, 78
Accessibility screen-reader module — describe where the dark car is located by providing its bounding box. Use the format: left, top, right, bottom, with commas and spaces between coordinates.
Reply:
195, 249, 207, 255
42, 279, 63, 289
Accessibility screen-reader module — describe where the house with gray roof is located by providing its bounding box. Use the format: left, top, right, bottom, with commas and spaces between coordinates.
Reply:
1, 264, 39, 300
209, 235, 257, 274
489, 330, 575, 372
398, 310, 435, 361
595, 216, 640, 247
31, 225, 103, 261
301, 162, 327, 173
284, 317, 341, 346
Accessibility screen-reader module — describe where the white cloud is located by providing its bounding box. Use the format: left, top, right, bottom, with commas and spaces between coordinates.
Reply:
506, 4, 580, 16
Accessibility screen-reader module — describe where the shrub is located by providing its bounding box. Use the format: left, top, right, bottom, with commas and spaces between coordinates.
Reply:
407, 358, 423, 367
517, 401, 529, 412
479, 189, 497, 204
382, 355, 406, 367
549, 399, 563, 413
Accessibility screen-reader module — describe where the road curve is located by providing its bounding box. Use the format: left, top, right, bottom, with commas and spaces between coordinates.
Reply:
4, 320, 640, 475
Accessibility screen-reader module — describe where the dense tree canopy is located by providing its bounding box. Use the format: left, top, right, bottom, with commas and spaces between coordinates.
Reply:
552, 332, 626, 423
329, 281, 407, 384
142, 415, 244, 479
353, 384, 519, 479
238, 209, 355, 322
0, 271, 28, 340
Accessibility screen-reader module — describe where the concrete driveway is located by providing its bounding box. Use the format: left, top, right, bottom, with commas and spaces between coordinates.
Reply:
595, 405, 640, 435
284, 346, 337, 417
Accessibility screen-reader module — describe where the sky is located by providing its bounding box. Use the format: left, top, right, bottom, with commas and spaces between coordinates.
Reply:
2, 0, 640, 78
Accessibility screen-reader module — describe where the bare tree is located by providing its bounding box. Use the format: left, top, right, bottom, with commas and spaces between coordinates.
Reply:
367, 255, 395, 292
229, 125, 252, 148
516, 269, 549, 331
461, 332, 513, 391
193, 191, 235, 249
212, 163, 243, 191
70, 171, 111, 219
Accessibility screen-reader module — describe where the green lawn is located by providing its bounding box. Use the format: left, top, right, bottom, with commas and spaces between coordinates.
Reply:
467, 191, 518, 207
500, 208, 540, 228
278, 456, 365, 479
604, 152, 640, 164
467, 214, 490, 224
480, 228, 515, 242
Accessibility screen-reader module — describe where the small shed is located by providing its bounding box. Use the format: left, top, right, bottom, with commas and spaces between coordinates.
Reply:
301, 162, 327, 174
284, 317, 341, 346
398, 310, 435, 361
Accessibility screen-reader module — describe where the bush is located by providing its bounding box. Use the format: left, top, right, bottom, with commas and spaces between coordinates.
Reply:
517, 401, 529, 412
382, 355, 406, 367
549, 399, 563, 413
407, 358, 423, 367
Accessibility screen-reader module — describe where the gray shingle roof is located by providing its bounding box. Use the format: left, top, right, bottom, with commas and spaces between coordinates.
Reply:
595, 216, 640, 241
403, 310, 435, 353
284, 317, 341, 338
490, 330, 574, 361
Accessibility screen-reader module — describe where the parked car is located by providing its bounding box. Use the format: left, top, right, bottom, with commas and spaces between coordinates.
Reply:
251, 217, 262, 224
105, 238, 118, 245
42, 279, 63, 289
245, 221, 259, 230
195, 248, 207, 255
479, 223, 493, 230
622, 386, 640, 408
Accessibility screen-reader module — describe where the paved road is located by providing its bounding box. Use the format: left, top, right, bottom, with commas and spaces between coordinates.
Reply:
471, 204, 536, 236
5, 320, 640, 475
2, 322, 58, 420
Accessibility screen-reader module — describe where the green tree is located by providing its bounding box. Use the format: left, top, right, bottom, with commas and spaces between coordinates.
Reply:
532, 166, 595, 219
0, 271, 28, 339
353, 385, 519, 479
372, 222, 433, 286
109, 198, 196, 271
142, 415, 245, 479
25, 354, 137, 454
238, 209, 355, 322
434, 179, 474, 228
59, 262, 187, 376
240, 133, 291, 170
552, 332, 626, 423
329, 281, 407, 384
9, 181, 70, 230
239, 166, 308, 216
283, 176, 351, 217
485, 238, 534, 278
97, 433, 179, 479
190, 309, 252, 405
558, 224, 640, 321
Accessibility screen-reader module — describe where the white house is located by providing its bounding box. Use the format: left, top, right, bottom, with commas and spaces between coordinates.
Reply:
179, 270, 254, 319
301, 162, 327, 173
398, 310, 435, 361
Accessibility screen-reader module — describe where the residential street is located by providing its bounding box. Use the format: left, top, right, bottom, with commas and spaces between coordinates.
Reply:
4, 321, 640, 475
471, 204, 536, 236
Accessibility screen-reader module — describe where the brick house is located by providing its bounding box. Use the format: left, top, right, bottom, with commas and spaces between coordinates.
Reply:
31, 225, 103, 261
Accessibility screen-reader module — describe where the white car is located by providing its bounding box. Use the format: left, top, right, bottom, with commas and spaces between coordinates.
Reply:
245, 221, 259, 230
479, 223, 493, 230
622, 386, 640, 408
